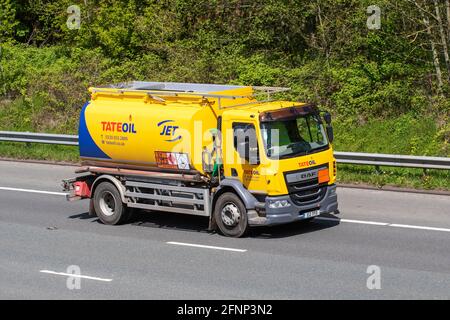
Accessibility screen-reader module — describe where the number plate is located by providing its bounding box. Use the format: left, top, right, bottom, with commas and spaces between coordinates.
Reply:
302, 210, 320, 219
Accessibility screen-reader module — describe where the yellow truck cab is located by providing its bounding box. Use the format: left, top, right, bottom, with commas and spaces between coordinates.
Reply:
63, 82, 338, 237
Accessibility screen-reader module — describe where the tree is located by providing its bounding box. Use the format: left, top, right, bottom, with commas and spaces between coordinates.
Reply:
0, 0, 18, 42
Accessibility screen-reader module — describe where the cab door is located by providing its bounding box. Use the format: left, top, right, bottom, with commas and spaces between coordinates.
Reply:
221, 116, 264, 192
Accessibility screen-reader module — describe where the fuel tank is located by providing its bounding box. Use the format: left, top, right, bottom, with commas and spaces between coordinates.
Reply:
78, 82, 253, 174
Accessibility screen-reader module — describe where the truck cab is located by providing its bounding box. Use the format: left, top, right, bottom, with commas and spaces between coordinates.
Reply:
214, 102, 338, 235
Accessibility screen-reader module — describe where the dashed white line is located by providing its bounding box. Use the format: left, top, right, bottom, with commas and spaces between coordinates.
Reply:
317, 217, 389, 226
316, 217, 450, 233
389, 223, 450, 233
167, 241, 247, 252
0, 187, 66, 196
2, 186, 449, 235
39, 270, 113, 282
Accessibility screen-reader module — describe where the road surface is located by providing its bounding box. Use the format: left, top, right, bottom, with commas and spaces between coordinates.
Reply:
0, 160, 449, 299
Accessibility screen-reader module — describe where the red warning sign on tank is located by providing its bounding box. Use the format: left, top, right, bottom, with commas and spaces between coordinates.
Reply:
155, 151, 190, 170
167, 153, 177, 166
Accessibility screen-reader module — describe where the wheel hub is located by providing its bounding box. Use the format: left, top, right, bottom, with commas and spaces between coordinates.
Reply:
99, 191, 116, 216
221, 203, 241, 227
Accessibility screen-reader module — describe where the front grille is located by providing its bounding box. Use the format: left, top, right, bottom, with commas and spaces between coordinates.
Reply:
285, 165, 328, 206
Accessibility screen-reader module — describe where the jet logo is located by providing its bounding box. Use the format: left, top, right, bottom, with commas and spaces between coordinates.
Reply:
158, 120, 181, 142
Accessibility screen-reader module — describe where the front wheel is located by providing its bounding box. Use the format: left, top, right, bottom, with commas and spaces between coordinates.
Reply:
214, 192, 248, 238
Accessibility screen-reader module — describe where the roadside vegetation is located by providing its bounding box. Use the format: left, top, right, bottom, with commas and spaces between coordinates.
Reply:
0, 0, 449, 190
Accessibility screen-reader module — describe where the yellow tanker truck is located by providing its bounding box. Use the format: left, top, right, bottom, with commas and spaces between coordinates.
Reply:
63, 82, 339, 237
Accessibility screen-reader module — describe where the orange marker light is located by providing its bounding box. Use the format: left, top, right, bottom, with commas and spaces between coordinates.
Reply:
318, 168, 330, 184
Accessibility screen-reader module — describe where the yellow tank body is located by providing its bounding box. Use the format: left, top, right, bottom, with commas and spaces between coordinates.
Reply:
79, 82, 253, 174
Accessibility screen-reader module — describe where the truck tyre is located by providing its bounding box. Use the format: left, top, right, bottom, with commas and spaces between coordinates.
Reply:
214, 192, 248, 238
93, 181, 129, 225
88, 198, 96, 216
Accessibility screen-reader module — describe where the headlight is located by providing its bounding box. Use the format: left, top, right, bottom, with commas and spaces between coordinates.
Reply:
268, 200, 291, 209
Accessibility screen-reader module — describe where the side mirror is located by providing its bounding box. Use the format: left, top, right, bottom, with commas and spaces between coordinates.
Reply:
323, 112, 332, 125
326, 126, 334, 144
322, 112, 333, 143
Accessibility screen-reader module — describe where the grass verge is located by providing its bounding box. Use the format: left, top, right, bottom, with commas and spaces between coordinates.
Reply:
0, 142, 78, 162
337, 164, 450, 191
0, 142, 448, 192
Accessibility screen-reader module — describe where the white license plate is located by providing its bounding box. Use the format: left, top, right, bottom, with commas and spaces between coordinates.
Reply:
303, 210, 320, 219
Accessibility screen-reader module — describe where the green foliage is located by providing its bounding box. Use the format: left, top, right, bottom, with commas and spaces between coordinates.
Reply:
337, 164, 450, 191
334, 114, 449, 157
0, 0, 449, 190
330, 60, 424, 118
0, 0, 18, 41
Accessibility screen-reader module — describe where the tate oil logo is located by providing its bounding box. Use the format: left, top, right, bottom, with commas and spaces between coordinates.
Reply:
244, 169, 260, 176
299, 160, 316, 168
158, 120, 182, 142
101, 121, 137, 133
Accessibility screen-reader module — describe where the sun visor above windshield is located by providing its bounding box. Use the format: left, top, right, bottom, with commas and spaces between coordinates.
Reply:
259, 104, 319, 122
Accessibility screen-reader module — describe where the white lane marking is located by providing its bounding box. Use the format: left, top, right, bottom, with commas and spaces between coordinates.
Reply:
2, 186, 448, 234
316, 217, 450, 233
39, 270, 113, 282
389, 224, 450, 233
317, 217, 388, 226
167, 241, 247, 252
0, 187, 67, 196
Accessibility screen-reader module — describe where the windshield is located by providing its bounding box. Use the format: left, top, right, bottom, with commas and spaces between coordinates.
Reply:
260, 114, 329, 159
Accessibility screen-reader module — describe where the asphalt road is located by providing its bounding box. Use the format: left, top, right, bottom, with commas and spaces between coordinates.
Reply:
0, 160, 449, 299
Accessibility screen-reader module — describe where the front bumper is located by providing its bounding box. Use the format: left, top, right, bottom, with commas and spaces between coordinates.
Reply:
248, 184, 338, 226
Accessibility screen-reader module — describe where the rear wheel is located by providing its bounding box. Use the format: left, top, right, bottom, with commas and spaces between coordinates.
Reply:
93, 181, 129, 225
214, 192, 248, 238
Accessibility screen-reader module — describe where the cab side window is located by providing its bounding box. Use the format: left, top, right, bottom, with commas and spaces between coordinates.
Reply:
233, 123, 259, 164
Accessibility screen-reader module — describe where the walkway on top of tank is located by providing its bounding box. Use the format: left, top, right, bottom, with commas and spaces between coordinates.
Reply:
102, 81, 249, 93
97, 81, 290, 95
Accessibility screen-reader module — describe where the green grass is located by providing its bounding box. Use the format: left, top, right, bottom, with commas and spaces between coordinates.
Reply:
0, 142, 79, 162
331, 113, 450, 191
0, 97, 448, 191
0, 142, 448, 192
333, 114, 449, 157
337, 165, 450, 191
